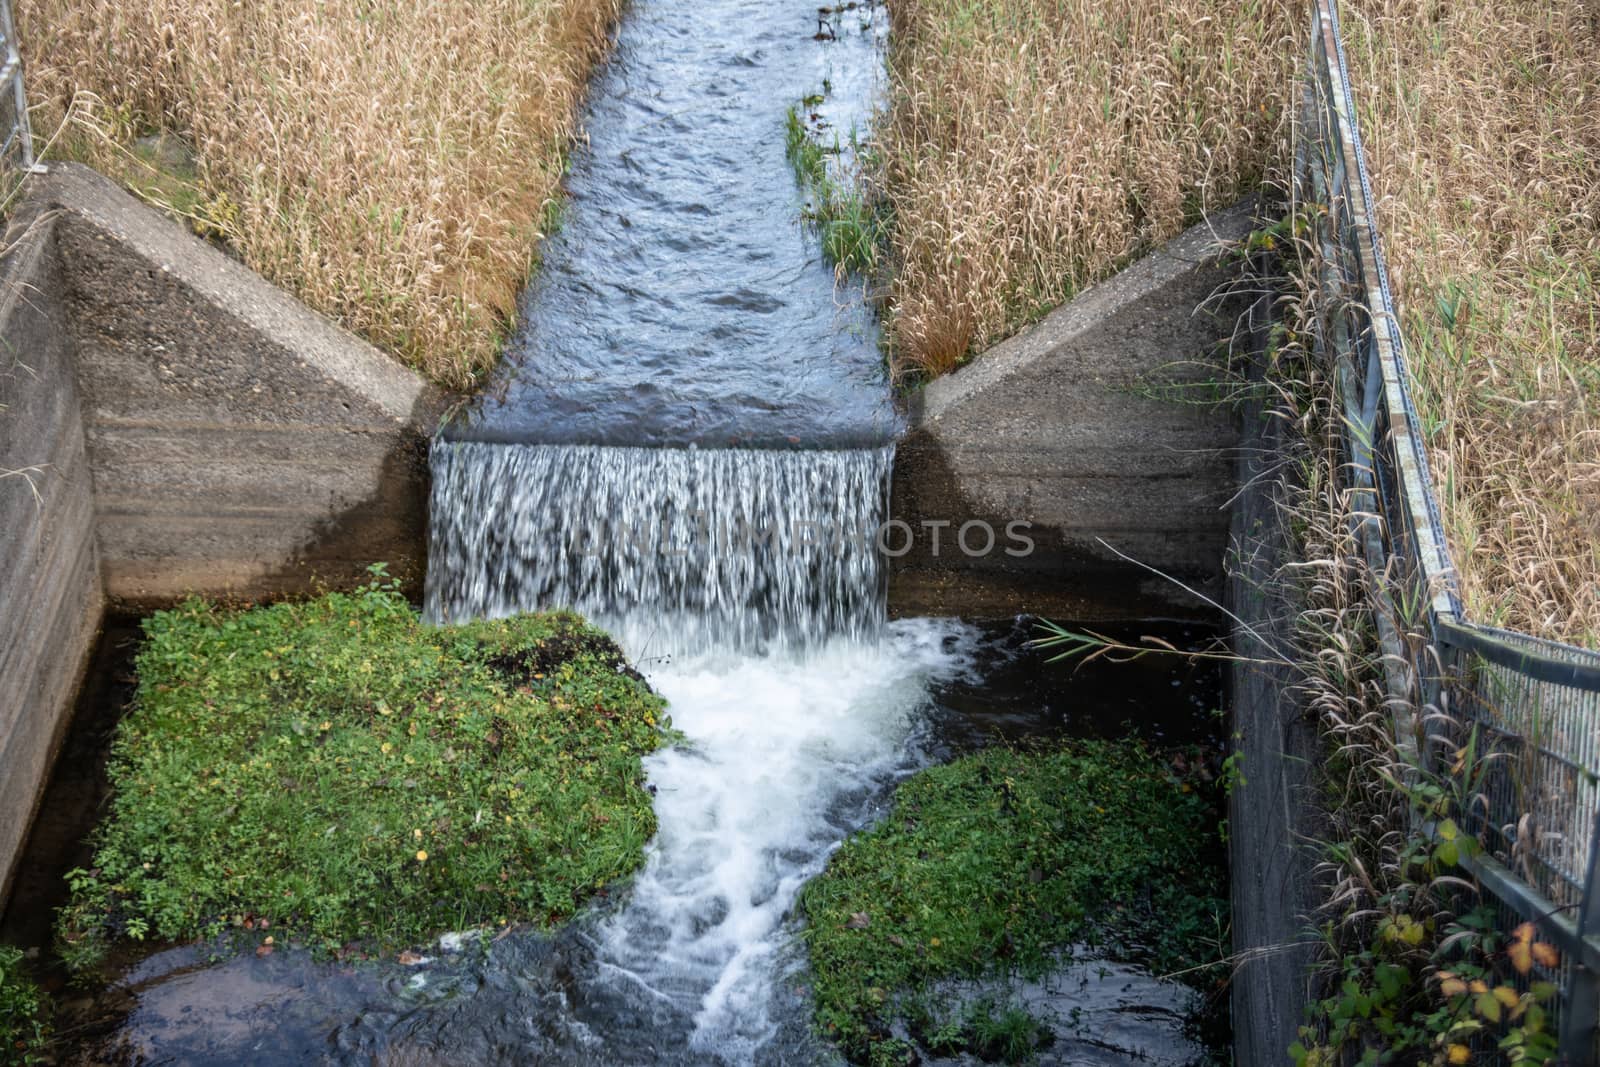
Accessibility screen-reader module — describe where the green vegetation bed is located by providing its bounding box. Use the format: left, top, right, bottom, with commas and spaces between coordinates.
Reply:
58, 573, 667, 968
801, 740, 1226, 1064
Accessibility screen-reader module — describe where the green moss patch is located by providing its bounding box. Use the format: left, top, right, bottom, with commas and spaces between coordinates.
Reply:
58, 574, 667, 967
800, 740, 1226, 1063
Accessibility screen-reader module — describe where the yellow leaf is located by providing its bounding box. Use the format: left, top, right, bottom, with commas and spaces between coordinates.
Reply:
1508, 940, 1534, 974
1531, 941, 1560, 968
1440, 978, 1468, 997
1492, 985, 1519, 1009
1447, 1044, 1470, 1065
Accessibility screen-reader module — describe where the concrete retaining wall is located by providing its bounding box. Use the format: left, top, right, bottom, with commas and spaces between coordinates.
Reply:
0, 163, 446, 898
1226, 293, 1323, 1062
37, 164, 446, 606
0, 210, 102, 905
889, 201, 1256, 620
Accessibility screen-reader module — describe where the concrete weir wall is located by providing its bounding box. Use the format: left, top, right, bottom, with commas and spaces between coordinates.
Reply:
0, 210, 102, 907
1226, 294, 1322, 1063
0, 163, 444, 897
39, 164, 446, 605
889, 201, 1256, 620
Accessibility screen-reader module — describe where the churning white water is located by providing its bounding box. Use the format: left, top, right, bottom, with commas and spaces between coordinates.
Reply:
598, 622, 977, 1058
426, 440, 978, 1062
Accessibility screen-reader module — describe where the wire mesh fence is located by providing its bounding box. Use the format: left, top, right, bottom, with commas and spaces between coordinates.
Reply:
1297, 0, 1600, 1057
0, 0, 30, 171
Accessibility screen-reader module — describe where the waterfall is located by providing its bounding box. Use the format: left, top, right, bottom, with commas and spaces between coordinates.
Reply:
419, 438, 978, 1060
424, 441, 893, 655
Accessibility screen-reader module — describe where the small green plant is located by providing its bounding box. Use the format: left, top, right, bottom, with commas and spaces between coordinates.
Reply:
784, 105, 828, 188
963, 999, 1052, 1062
1293, 897, 1561, 1066
0, 946, 50, 1066
57, 573, 669, 968
784, 97, 886, 274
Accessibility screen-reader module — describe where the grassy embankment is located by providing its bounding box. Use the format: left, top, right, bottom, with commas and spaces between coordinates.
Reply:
1251, 6, 1594, 1060
849, 0, 1299, 378
801, 740, 1226, 1065
56, 572, 667, 970
1337, 0, 1600, 645
18, 0, 620, 391
1268, 211, 1567, 1067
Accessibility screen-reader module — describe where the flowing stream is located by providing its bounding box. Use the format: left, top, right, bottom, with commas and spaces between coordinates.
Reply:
448, 0, 894, 448
422, 439, 976, 1061
5, 0, 1223, 1060
411, 0, 974, 1057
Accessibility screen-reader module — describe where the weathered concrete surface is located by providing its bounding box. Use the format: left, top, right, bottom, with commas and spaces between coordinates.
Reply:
1, 163, 447, 897
890, 201, 1256, 619
29, 163, 448, 607
1227, 291, 1323, 1063
0, 211, 103, 903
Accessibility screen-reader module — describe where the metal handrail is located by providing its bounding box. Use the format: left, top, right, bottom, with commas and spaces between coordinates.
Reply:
1301, 0, 1600, 1057
0, 0, 32, 171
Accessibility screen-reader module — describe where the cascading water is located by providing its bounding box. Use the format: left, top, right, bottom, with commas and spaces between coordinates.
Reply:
398, 0, 976, 1047
421, 437, 977, 1062
425, 443, 894, 655
403, 0, 960, 1053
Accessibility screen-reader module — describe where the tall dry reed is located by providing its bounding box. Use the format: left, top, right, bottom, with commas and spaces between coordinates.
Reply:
19, 0, 620, 390
1332, 0, 1600, 644
877, 0, 1300, 377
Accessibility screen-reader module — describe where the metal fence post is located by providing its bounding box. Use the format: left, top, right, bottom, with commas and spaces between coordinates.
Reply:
0, 0, 33, 170
1564, 840, 1600, 1058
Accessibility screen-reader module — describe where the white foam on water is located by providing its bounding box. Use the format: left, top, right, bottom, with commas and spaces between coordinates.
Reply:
598, 619, 981, 1057
425, 439, 982, 1061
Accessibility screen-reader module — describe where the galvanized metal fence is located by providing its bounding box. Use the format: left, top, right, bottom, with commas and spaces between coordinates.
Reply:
0, 0, 29, 172
1297, 0, 1600, 1057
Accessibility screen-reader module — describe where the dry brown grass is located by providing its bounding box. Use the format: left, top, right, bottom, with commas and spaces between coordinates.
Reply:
877, 0, 1300, 377
1338, 0, 1600, 644
19, 0, 621, 391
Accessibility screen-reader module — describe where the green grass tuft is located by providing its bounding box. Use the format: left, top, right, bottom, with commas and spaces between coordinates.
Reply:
801, 740, 1225, 1063
57, 570, 668, 968
784, 100, 884, 275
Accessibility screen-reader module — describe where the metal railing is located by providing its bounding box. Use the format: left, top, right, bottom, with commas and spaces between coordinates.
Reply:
0, 0, 31, 171
1297, 0, 1600, 1057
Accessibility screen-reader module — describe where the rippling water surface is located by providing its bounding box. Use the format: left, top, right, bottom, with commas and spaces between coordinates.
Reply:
447, 0, 895, 447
